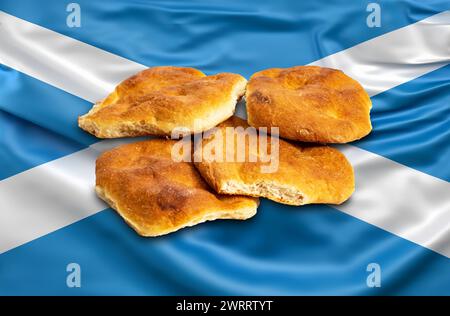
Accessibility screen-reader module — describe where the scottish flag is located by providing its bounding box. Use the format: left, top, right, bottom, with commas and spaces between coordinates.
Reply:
0, 0, 449, 295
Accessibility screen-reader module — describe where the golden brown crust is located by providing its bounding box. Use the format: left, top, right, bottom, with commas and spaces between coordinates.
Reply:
95, 139, 258, 236
79, 66, 247, 138
194, 116, 354, 205
246, 66, 372, 143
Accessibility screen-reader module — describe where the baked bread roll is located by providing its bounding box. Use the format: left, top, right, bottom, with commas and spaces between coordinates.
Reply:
194, 116, 354, 205
246, 66, 372, 143
96, 139, 258, 236
79, 66, 246, 138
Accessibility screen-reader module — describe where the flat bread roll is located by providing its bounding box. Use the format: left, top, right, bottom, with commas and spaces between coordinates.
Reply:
194, 116, 354, 205
79, 66, 246, 138
95, 139, 258, 236
246, 66, 372, 143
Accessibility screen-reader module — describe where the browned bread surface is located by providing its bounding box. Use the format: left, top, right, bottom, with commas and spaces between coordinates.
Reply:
96, 139, 258, 236
79, 66, 246, 138
194, 116, 354, 205
246, 66, 372, 143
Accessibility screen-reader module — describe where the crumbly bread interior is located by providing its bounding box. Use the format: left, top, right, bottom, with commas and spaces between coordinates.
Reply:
221, 180, 305, 206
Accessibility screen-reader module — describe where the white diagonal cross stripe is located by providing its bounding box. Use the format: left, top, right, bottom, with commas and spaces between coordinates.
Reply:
0, 11, 449, 256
